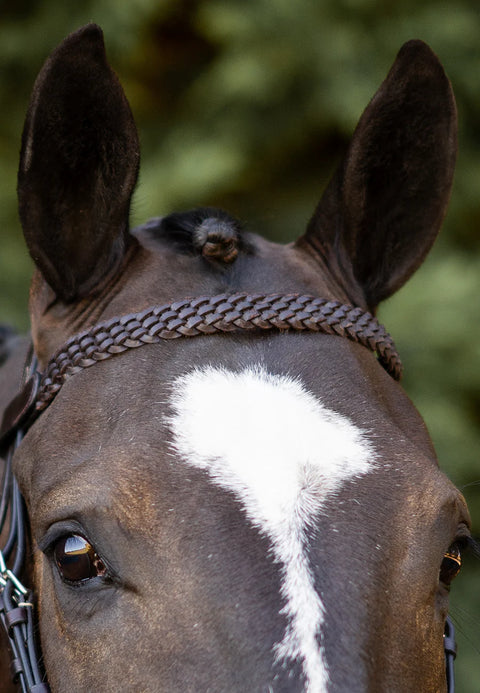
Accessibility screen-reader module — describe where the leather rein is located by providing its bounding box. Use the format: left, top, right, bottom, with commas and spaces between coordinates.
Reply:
0, 292, 456, 691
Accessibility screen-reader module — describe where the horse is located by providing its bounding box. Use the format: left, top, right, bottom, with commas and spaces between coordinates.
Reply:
0, 23, 471, 693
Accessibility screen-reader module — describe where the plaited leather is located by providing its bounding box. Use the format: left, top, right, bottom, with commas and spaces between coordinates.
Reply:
36, 293, 402, 410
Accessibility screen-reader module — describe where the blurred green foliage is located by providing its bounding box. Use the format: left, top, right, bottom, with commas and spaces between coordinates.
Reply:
0, 0, 479, 688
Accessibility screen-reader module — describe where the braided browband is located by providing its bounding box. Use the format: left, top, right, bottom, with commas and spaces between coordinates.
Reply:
36, 293, 402, 410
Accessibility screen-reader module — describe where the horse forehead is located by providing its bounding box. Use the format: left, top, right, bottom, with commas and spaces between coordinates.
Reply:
165, 362, 463, 541
168, 366, 376, 522
168, 366, 376, 692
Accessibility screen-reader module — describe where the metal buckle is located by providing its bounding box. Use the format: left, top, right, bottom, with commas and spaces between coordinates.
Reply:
0, 548, 28, 598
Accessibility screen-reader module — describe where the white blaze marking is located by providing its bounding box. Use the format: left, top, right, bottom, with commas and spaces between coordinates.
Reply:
168, 366, 374, 693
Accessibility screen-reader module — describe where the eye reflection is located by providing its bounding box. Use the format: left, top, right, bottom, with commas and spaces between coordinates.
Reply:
440, 544, 462, 587
54, 534, 107, 584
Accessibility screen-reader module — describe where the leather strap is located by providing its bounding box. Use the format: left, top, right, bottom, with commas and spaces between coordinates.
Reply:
35, 293, 403, 411
0, 375, 39, 450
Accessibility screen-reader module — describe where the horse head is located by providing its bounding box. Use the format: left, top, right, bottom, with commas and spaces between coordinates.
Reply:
1, 24, 468, 692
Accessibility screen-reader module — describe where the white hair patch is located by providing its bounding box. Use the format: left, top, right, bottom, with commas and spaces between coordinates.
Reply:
168, 366, 375, 693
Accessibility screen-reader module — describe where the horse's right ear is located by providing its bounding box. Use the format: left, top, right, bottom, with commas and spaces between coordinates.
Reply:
18, 24, 140, 303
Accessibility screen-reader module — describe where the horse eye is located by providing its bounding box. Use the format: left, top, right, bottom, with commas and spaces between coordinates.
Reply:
53, 534, 107, 584
440, 544, 462, 587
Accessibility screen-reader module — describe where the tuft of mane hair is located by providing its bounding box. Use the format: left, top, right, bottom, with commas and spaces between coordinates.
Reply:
148, 207, 245, 264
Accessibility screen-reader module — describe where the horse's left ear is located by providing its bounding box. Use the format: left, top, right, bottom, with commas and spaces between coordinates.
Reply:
17, 24, 140, 302
298, 40, 457, 312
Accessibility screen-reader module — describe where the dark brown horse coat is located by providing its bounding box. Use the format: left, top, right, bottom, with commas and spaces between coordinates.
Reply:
0, 25, 470, 693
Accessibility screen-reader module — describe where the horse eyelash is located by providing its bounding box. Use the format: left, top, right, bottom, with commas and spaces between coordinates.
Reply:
464, 535, 480, 558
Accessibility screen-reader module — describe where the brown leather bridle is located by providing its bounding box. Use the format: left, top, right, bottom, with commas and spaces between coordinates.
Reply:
0, 293, 456, 692
0, 349, 47, 693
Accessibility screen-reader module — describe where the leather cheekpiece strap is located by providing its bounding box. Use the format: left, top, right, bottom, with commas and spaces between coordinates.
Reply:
0, 374, 39, 450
